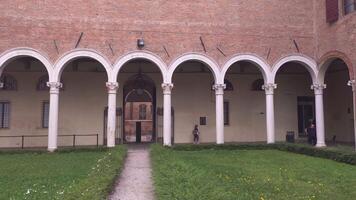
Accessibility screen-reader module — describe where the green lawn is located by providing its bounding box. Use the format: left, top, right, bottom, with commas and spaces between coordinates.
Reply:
0, 146, 126, 200
151, 145, 356, 200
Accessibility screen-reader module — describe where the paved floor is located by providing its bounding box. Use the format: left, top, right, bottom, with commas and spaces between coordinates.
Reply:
109, 144, 155, 200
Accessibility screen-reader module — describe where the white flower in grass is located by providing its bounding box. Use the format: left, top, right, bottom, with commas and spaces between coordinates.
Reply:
25, 189, 31, 194
57, 191, 64, 195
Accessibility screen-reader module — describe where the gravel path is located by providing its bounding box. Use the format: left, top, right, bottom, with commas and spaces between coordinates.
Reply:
108, 144, 155, 200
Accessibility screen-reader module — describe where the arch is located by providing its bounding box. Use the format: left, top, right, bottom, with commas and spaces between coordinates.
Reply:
167, 52, 221, 84
113, 51, 168, 83
224, 79, 234, 91
271, 54, 318, 84
37, 74, 49, 91
53, 49, 112, 82
251, 78, 265, 91
221, 54, 272, 84
0, 47, 54, 81
317, 51, 354, 83
0, 73, 17, 90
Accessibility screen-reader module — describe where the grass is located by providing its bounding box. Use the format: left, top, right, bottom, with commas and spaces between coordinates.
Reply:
0, 146, 126, 200
151, 144, 356, 200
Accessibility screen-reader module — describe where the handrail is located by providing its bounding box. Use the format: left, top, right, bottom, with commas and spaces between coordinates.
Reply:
0, 134, 99, 149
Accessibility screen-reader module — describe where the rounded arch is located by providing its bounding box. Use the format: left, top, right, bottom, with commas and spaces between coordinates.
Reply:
167, 52, 221, 84
53, 49, 112, 82
221, 54, 272, 84
0, 47, 54, 81
271, 54, 318, 84
112, 51, 168, 83
317, 51, 354, 83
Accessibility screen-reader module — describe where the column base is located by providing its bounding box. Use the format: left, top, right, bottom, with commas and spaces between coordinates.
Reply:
47, 147, 57, 152
316, 143, 327, 148
107, 144, 115, 148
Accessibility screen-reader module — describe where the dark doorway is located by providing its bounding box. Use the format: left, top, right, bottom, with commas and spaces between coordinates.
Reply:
136, 122, 142, 143
123, 72, 156, 143
297, 96, 315, 137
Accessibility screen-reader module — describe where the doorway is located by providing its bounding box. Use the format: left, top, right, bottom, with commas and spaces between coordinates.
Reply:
297, 96, 315, 137
123, 72, 156, 143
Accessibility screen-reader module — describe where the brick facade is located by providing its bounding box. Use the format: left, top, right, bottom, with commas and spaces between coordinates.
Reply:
0, 0, 324, 68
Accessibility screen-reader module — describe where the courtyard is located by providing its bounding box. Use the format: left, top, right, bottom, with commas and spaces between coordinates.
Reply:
0, 143, 355, 199
0, 146, 126, 200
151, 144, 356, 200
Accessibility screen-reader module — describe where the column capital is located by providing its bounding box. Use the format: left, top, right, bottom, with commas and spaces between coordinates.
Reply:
162, 83, 174, 95
262, 83, 277, 95
47, 82, 63, 94
348, 80, 356, 92
212, 84, 226, 95
311, 83, 326, 95
106, 82, 119, 94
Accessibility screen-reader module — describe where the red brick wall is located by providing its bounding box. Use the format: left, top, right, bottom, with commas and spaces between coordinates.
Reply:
315, 0, 356, 78
0, 0, 316, 67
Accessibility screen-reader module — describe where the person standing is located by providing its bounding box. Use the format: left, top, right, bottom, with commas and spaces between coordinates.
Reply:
192, 125, 200, 144
306, 123, 317, 146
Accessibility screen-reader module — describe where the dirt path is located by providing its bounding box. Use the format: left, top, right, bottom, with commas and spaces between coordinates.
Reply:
109, 144, 155, 200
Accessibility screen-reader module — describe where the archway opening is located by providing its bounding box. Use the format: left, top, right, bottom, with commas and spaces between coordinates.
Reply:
324, 58, 354, 145
0, 57, 49, 148
59, 58, 108, 147
224, 61, 266, 142
275, 62, 314, 142
118, 60, 163, 143
171, 61, 216, 144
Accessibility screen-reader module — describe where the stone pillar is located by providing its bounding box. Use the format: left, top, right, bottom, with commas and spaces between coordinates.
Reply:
348, 80, 356, 151
162, 83, 173, 146
0, 82, 3, 88
47, 82, 62, 152
262, 83, 277, 144
213, 84, 226, 144
106, 82, 119, 148
311, 83, 327, 147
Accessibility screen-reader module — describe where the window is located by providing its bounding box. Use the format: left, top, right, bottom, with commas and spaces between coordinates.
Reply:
0, 74, 17, 91
42, 101, 49, 128
251, 79, 264, 91
139, 104, 147, 120
344, 0, 356, 14
224, 79, 234, 91
37, 75, 49, 91
199, 117, 207, 125
326, 0, 339, 23
0, 102, 10, 128
224, 101, 230, 125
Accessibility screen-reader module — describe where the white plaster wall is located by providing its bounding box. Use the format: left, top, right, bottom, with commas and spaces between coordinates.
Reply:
224, 74, 266, 142
172, 73, 216, 143
274, 75, 314, 141
0, 72, 49, 147
324, 71, 354, 142
1, 71, 354, 147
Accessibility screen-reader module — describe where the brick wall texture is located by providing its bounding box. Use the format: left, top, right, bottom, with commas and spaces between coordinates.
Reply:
0, 0, 355, 76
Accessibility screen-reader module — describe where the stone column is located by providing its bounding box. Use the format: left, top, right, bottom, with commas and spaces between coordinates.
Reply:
47, 82, 62, 152
311, 83, 327, 147
106, 82, 119, 148
213, 84, 226, 144
162, 83, 173, 146
262, 83, 277, 144
348, 80, 356, 151
0, 82, 3, 88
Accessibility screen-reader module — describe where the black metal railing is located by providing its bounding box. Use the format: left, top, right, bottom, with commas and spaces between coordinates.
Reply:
0, 134, 99, 149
